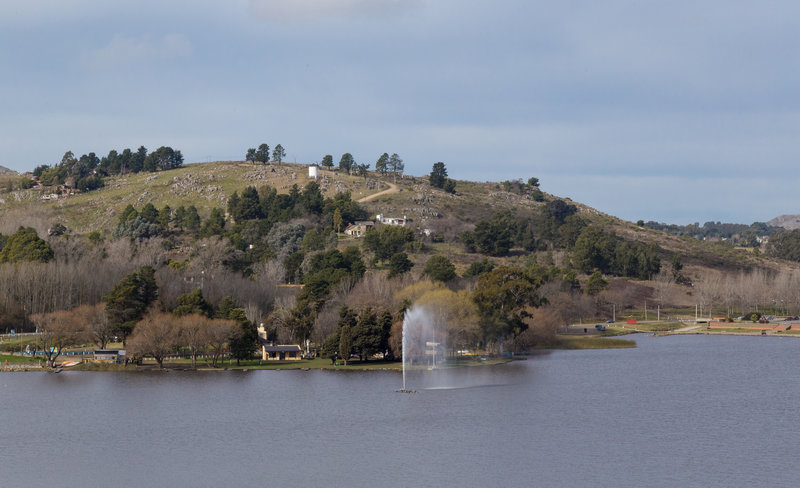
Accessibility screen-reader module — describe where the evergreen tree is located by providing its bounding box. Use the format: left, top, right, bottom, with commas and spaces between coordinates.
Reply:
351, 307, 382, 361
363, 226, 415, 261
173, 206, 187, 230
119, 204, 138, 225
104, 266, 158, 343
140, 203, 159, 224
301, 181, 324, 215
333, 208, 343, 234
376, 153, 389, 174
184, 206, 201, 232
255, 144, 270, 164
472, 266, 545, 348
339, 153, 355, 174
173, 288, 213, 317
388, 252, 413, 278
227, 192, 241, 221
237, 186, 262, 220
388, 153, 404, 181
423, 255, 457, 282
429, 162, 448, 188
0, 227, 53, 263
463, 258, 494, 279
157, 205, 172, 229
272, 144, 286, 163
228, 311, 258, 365
201, 208, 226, 236
585, 271, 609, 296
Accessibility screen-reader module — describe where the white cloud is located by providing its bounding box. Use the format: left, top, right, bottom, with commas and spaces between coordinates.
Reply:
248, 0, 422, 22
85, 34, 192, 68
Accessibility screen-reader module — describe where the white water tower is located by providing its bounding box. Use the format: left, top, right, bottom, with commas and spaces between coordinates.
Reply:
308, 164, 319, 179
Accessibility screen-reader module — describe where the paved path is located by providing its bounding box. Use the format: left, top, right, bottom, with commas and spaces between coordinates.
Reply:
357, 182, 399, 203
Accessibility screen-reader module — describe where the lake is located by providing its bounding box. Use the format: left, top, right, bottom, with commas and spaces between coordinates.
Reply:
1, 334, 798, 487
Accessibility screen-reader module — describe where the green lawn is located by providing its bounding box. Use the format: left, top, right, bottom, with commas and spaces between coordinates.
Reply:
0, 336, 39, 353
0, 354, 41, 365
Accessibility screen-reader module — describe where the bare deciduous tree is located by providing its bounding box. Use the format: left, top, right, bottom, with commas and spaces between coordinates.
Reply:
517, 307, 562, 348
73, 302, 113, 348
29, 308, 90, 368
205, 318, 237, 368
177, 314, 207, 368
128, 311, 178, 368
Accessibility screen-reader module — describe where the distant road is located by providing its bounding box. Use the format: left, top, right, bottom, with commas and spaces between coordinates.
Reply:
357, 182, 399, 203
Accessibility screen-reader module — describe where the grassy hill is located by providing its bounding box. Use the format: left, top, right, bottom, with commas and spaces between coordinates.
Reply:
0, 162, 381, 235
0, 159, 795, 280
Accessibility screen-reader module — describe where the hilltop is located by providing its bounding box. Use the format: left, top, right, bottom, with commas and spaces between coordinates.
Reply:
768, 214, 800, 230
0, 161, 793, 284
0, 165, 15, 174
0, 160, 790, 278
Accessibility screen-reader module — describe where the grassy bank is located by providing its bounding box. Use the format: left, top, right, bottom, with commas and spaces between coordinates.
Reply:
0, 336, 40, 353
604, 322, 685, 333
0, 354, 41, 365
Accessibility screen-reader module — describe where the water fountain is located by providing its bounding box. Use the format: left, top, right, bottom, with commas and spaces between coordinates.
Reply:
398, 305, 444, 393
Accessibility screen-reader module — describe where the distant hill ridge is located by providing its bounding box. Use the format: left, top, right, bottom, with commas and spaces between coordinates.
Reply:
0, 165, 15, 174
768, 214, 800, 230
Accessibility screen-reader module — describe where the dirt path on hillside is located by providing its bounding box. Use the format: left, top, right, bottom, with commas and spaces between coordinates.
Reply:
357, 182, 399, 203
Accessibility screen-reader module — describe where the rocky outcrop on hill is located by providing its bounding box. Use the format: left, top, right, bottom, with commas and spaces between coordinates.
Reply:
768, 214, 800, 230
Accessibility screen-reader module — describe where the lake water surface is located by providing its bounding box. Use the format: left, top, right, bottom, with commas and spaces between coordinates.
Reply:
1, 334, 798, 487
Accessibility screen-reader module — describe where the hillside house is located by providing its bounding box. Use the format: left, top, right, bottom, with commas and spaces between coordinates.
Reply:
376, 214, 409, 226
344, 221, 375, 237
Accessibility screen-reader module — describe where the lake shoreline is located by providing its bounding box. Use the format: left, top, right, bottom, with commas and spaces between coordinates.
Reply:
4, 331, 797, 372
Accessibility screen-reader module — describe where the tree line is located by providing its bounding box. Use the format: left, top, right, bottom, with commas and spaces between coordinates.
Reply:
27, 265, 256, 368
642, 220, 778, 248
32, 146, 183, 192
317, 152, 404, 180
245, 143, 286, 164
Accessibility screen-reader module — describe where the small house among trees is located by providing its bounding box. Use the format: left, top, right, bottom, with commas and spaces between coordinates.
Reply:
261, 344, 303, 361
344, 221, 375, 237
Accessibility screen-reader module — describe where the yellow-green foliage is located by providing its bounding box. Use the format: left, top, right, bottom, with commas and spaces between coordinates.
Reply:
396, 281, 481, 349
395, 280, 446, 305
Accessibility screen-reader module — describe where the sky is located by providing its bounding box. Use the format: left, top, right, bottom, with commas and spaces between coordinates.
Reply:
2, 0, 800, 224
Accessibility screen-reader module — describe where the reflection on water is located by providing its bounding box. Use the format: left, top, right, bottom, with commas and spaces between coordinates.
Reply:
1, 335, 799, 487
408, 359, 531, 390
